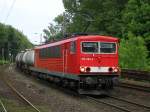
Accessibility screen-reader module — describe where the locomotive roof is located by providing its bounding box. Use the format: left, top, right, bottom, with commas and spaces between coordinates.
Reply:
35, 35, 119, 49
78, 35, 119, 41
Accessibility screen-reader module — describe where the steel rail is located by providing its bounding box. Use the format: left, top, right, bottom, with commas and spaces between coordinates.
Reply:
4, 79, 41, 112
0, 99, 7, 112
86, 96, 132, 112
119, 82, 150, 92
121, 69, 150, 81
110, 96, 150, 109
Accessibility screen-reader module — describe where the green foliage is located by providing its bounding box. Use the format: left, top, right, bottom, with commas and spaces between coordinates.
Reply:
122, 0, 150, 37
43, 15, 65, 42
0, 23, 33, 61
0, 60, 9, 65
122, 0, 150, 54
119, 32, 149, 70
62, 0, 128, 37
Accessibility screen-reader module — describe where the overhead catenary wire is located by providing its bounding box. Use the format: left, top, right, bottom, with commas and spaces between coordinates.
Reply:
4, 0, 16, 23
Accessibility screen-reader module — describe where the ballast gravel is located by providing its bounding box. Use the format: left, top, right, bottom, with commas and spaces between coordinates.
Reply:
1, 65, 150, 112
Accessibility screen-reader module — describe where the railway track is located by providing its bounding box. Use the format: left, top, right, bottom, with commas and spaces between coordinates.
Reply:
23, 68, 150, 112
121, 69, 150, 81
4, 80, 41, 112
86, 96, 150, 112
0, 98, 7, 112
41, 81, 150, 112
86, 96, 132, 112
9, 65, 150, 112
119, 82, 150, 92
1, 74, 41, 112
39, 80, 150, 112
109, 96, 150, 109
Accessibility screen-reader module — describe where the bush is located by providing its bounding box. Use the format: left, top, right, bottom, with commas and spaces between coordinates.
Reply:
0, 60, 10, 65
119, 32, 149, 70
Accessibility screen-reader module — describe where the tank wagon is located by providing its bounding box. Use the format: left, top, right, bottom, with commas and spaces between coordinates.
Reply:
16, 51, 25, 68
16, 50, 34, 69
16, 34, 120, 95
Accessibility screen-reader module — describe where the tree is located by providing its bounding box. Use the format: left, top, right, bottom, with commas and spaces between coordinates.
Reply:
43, 13, 71, 42
119, 32, 149, 70
122, 0, 150, 53
63, 0, 128, 37
0, 23, 33, 61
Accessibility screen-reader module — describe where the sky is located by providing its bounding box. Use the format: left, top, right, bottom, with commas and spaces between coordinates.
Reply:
0, 0, 65, 44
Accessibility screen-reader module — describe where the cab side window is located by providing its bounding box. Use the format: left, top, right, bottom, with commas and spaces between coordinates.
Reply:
70, 41, 76, 54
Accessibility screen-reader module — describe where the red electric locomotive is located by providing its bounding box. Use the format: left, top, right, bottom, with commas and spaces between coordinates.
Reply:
16, 34, 120, 95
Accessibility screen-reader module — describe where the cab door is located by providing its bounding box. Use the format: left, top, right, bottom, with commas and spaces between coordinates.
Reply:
63, 44, 68, 74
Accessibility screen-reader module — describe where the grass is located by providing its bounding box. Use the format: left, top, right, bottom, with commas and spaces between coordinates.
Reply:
0, 60, 10, 65
0, 97, 50, 112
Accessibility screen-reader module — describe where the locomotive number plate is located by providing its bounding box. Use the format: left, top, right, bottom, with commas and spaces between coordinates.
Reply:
98, 67, 101, 69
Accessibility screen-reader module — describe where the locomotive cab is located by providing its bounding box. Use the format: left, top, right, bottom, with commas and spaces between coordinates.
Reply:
77, 35, 120, 94
80, 41, 119, 74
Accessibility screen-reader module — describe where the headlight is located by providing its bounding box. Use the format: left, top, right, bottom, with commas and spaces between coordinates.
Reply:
113, 68, 118, 72
80, 66, 91, 72
80, 67, 86, 72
